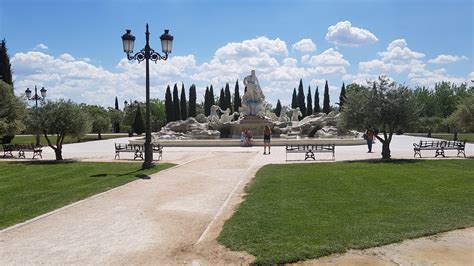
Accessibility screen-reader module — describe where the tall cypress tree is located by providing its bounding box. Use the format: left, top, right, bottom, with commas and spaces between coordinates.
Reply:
307, 85, 313, 116
0, 39, 13, 86
209, 85, 215, 107
339, 82, 346, 112
297, 79, 306, 117
224, 82, 232, 112
188, 84, 197, 117
114, 96, 120, 133
233, 79, 241, 113
180, 83, 187, 119
314, 86, 321, 113
219, 88, 225, 110
172, 83, 180, 121
204, 86, 210, 116
165, 85, 173, 123
275, 99, 282, 117
132, 104, 145, 135
323, 80, 330, 114
291, 88, 297, 108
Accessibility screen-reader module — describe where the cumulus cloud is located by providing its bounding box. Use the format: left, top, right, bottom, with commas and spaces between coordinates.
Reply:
302, 48, 350, 75
292, 39, 316, 52
377, 39, 425, 61
34, 43, 48, 50
428, 54, 468, 64
325, 21, 378, 47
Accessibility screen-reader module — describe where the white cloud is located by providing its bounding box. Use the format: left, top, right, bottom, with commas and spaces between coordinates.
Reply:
292, 39, 316, 52
378, 39, 425, 61
428, 54, 468, 64
303, 48, 350, 75
34, 43, 48, 50
59, 53, 75, 62
325, 21, 378, 47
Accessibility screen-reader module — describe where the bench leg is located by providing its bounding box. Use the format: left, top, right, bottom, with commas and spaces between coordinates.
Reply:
305, 151, 315, 161
134, 151, 143, 160
413, 150, 422, 158
457, 150, 466, 158
435, 149, 445, 157
115, 151, 120, 159
32, 151, 42, 159
18, 151, 25, 159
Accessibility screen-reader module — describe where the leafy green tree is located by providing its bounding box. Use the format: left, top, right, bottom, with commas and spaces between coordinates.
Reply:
83, 104, 110, 140
314, 86, 320, 113
447, 93, 474, 136
0, 39, 13, 86
150, 99, 166, 132
188, 84, 197, 117
180, 83, 187, 119
339, 82, 346, 112
224, 83, 232, 112
297, 79, 306, 117
0, 81, 25, 136
275, 99, 282, 117
172, 83, 180, 121
204, 86, 210, 116
413, 86, 439, 135
291, 88, 297, 108
233, 79, 241, 113
164, 85, 173, 123
132, 103, 145, 135
307, 85, 313, 116
323, 80, 331, 114
219, 88, 226, 110
30, 99, 90, 160
340, 76, 418, 159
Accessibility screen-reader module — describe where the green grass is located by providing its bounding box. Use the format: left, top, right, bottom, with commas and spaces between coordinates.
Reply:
219, 160, 474, 264
0, 161, 174, 229
406, 133, 474, 142
10, 134, 128, 145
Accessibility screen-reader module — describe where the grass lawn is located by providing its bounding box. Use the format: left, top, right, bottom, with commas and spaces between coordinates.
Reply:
0, 161, 174, 229
10, 134, 128, 145
406, 133, 474, 142
219, 160, 474, 264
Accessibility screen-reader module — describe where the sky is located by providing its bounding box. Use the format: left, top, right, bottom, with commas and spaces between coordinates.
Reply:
1, 0, 473, 108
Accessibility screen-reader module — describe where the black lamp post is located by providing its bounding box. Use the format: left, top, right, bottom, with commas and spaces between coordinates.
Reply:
25, 85, 47, 146
121, 24, 173, 169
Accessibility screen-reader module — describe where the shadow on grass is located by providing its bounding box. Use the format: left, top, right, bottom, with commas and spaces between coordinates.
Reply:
5, 159, 77, 165
345, 159, 420, 165
90, 169, 151, 180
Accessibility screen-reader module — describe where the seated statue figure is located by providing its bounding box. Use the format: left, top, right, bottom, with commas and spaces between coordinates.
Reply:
290, 107, 302, 122
241, 70, 265, 116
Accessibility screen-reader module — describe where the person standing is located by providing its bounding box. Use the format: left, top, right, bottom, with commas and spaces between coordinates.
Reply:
365, 128, 375, 153
263, 125, 272, 155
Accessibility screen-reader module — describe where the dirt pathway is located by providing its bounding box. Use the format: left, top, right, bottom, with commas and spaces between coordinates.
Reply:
0, 151, 256, 264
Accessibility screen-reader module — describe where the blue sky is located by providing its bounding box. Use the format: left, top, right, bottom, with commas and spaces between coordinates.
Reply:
1, 0, 473, 107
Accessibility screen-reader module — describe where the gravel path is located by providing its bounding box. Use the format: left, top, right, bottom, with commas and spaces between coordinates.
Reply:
0, 135, 472, 264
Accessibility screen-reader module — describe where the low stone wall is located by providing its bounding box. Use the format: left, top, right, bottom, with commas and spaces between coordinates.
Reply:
130, 138, 365, 147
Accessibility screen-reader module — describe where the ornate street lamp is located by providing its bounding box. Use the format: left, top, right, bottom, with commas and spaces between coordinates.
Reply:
25, 85, 47, 146
121, 24, 173, 169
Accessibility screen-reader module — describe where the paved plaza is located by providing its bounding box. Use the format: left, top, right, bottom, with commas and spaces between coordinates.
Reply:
0, 135, 473, 264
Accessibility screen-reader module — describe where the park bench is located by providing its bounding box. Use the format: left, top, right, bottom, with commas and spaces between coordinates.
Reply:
1, 144, 43, 159
114, 143, 163, 161
413, 140, 466, 158
285, 144, 335, 161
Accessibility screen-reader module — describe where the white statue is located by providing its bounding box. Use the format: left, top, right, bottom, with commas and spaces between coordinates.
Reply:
241, 70, 265, 116
290, 107, 302, 122
209, 105, 220, 122
279, 106, 290, 122
219, 107, 238, 123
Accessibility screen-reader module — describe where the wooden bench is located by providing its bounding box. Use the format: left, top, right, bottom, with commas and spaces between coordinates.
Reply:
1, 144, 43, 159
114, 143, 163, 161
413, 140, 466, 158
285, 144, 335, 161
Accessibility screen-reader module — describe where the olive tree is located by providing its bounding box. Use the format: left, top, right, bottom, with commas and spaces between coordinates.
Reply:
340, 76, 418, 159
0, 81, 26, 137
83, 104, 110, 140
30, 100, 90, 160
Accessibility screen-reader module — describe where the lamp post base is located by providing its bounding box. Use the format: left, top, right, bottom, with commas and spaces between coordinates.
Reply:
142, 160, 155, 170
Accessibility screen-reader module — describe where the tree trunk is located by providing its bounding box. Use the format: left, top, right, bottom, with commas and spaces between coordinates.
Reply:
54, 148, 63, 160
427, 128, 432, 138
454, 131, 458, 141
98, 132, 102, 140
381, 141, 391, 159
